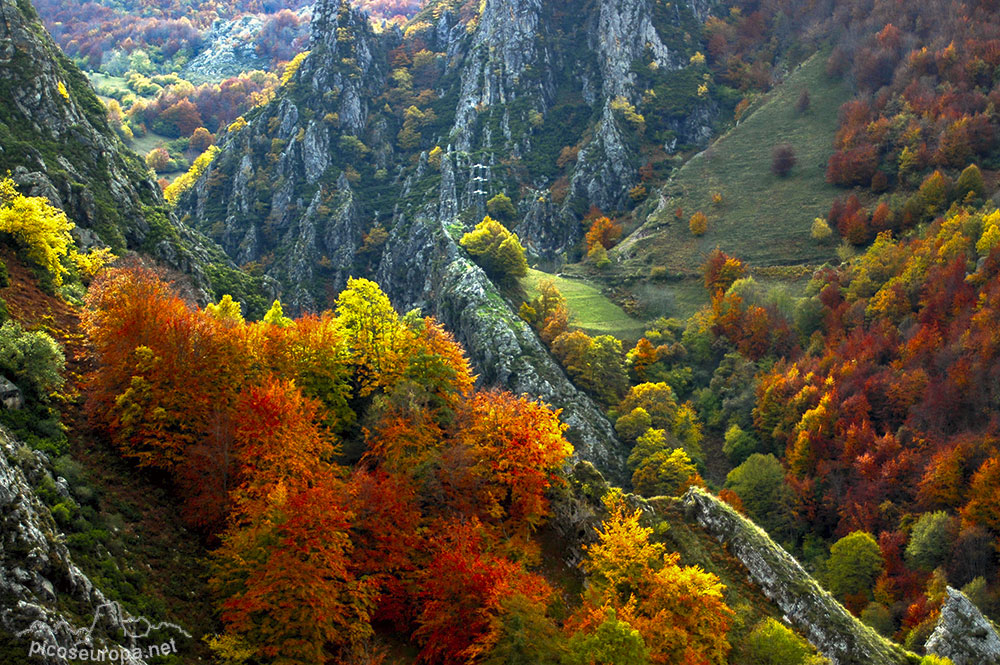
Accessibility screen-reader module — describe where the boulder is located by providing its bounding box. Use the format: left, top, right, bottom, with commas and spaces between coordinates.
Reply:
0, 376, 22, 410
926, 586, 1000, 665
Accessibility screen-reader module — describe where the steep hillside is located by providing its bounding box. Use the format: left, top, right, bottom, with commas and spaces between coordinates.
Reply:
176, 0, 725, 483
0, 0, 275, 310
617, 52, 849, 274
0, 0, 167, 252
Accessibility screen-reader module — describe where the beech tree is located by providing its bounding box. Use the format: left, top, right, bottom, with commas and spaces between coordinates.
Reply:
825, 531, 884, 600
572, 492, 732, 664
460, 216, 529, 283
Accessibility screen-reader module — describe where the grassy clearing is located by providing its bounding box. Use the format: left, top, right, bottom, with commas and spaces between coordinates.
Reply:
521, 269, 649, 341
86, 72, 130, 97
616, 51, 851, 273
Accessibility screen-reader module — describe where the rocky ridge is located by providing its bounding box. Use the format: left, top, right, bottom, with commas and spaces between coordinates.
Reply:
681, 487, 918, 665
925, 586, 1000, 665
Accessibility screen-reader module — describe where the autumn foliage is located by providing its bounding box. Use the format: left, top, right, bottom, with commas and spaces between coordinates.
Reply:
567, 491, 733, 664
83, 269, 574, 664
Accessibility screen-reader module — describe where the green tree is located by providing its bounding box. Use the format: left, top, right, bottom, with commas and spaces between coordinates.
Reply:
460, 216, 528, 283
617, 383, 678, 430
955, 164, 985, 202
486, 193, 517, 222
0, 321, 65, 401
723, 424, 758, 465
724, 454, 795, 540
615, 407, 652, 444
905, 511, 956, 571
483, 594, 567, 665
567, 608, 650, 665
632, 447, 700, 498
585, 336, 629, 405
825, 531, 884, 599
739, 618, 811, 665
672, 403, 703, 463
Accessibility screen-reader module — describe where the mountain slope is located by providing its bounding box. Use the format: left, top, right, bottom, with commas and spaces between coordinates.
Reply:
617, 52, 850, 274
0, 0, 276, 309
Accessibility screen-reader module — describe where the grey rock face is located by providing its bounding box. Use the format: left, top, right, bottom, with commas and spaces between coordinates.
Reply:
451, 0, 552, 151
681, 488, 916, 665
926, 587, 1000, 665
593, 0, 686, 100
570, 102, 636, 213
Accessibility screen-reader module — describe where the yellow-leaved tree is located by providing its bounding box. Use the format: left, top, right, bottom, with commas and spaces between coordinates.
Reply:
460, 216, 528, 283
164, 145, 220, 205
0, 177, 74, 285
567, 490, 733, 665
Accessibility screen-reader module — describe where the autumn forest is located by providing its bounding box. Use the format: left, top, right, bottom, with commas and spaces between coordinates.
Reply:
5, 0, 1000, 664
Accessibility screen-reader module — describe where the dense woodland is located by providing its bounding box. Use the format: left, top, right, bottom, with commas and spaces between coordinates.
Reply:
36, 0, 421, 72
7, 0, 1000, 663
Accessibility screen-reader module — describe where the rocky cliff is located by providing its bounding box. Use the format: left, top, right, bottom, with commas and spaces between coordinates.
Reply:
926, 587, 1000, 665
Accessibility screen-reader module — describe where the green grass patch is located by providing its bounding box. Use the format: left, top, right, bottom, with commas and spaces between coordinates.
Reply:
616, 51, 851, 273
87, 72, 131, 97
521, 269, 648, 340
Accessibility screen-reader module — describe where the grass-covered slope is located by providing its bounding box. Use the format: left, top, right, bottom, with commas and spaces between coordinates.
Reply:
521, 268, 649, 340
617, 52, 850, 273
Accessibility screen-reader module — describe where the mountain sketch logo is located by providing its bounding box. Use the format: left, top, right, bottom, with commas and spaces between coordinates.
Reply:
17, 600, 191, 646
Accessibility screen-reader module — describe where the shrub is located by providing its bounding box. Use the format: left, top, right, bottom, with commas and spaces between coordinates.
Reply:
795, 89, 811, 113
0, 321, 65, 401
649, 266, 668, 280
189, 127, 215, 152
145, 147, 171, 173
588, 244, 611, 268
811, 217, 833, 242
739, 618, 811, 665
771, 144, 797, 177
689, 211, 708, 236
486, 193, 517, 222
280, 50, 310, 86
